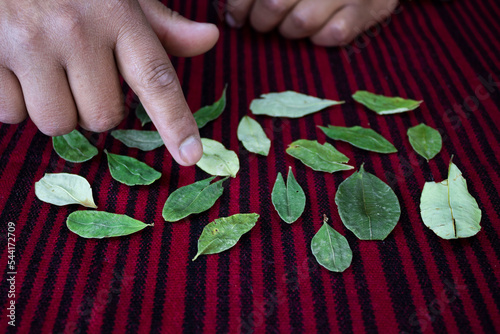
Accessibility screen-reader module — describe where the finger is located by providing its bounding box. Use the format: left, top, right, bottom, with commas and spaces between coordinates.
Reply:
115, 6, 202, 166
310, 5, 367, 47
279, 0, 344, 39
14, 60, 77, 136
226, 0, 255, 28
0, 67, 27, 124
138, 0, 219, 57
65, 48, 125, 133
249, 0, 300, 33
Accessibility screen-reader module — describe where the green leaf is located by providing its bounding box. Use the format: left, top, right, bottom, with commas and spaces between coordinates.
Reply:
135, 102, 152, 126
67, 211, 152, 238
250, 91, 344, 118
407, 123, 442, 161
271, 167, 306, 224
196, 138, 240, 178
286, 139, 354, 173
335, 165, 401, 240
35, 173, 97, 208
111, 130, 164, 151
162, 177, 228, 222
420, 161, 481, 239
237, 116, 271, 156
311, 216, 352, 272
52, 130, 98, 163
193, 213, 259, 261
319, 125, 397, 154
105, 150, 161, 186
352, 90, 422, 115
193, 85, 227, 128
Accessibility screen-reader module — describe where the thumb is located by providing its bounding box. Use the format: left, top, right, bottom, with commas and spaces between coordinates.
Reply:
138, 0, 220, 57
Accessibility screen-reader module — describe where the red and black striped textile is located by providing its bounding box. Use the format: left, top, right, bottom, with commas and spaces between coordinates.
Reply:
1, 0, 500, 333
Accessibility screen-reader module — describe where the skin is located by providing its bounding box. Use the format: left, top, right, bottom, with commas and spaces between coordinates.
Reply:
0, 0, 219, 166
225, 0, 399, 46
0, 0, 398, 166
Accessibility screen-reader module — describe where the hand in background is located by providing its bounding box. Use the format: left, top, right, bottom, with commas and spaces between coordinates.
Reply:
0, 0, 219, 165
225, 0, 398, 46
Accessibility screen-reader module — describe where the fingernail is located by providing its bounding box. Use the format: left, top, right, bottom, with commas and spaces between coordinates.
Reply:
179, 136, 203, 165
225, 12, 242, 28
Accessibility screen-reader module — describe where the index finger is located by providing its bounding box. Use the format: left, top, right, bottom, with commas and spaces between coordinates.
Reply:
114, 5, 202, 166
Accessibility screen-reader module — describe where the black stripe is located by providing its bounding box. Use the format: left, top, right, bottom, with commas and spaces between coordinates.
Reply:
99, 107, 139, 334
325, 49, 378, 333
292, 39, 335, 332
306, 45, 354, 334
235, 24, 254, 334
0, 122, 27, 176
182, 4, 218, 330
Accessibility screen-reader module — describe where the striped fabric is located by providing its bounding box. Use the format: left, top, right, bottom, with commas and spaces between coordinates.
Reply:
1, 0, 500, 333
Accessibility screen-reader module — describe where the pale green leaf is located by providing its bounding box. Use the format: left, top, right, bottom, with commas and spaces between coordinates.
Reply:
193, 213, 259, 261
111, 130, 164, 151
105, 150, 161, 186
271, 167, 306, 224
420, 161, 481, 239
319, 125, 397, 154
135, 102, 152, 126
193, 85, 227, 128
250, 91, 344, 118
67, 211, 152, 238
352, 90, 423, 115
52, 130, 98, 163
286, 139, 353, 173
237, 116, 271, 156
35, 173, 97, 208
196, 138, 240, 178
335, 165, 401, 240
162, 177, 228, 222
311, 216, 352, 272
407, 123, 442, 161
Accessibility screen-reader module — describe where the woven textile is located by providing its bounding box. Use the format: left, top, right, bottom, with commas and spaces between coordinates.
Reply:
1, 0, 499, 333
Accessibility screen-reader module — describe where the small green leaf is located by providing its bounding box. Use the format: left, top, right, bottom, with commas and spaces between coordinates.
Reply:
111, 130, 164, 151
35, 173, 97, 208
135, 102, 152, 126
67, 211, 152, 238
407, 123, 442, 161
250, 91, 344, 118
196, 138, 240, 178
271, 167, 306, 224
319, 125, 397, 154
105, 150, 161, 186
311, 216, 352, 272
352, 90, 422, 115
237, 116, 271, 156
52, 130, 98, 163
193, 85, 227, 128
162, 177, 228, 222
420, 160, 481, 239
286, 139, 353, 173
335, 165, 401, 240
193, 213, 259, 261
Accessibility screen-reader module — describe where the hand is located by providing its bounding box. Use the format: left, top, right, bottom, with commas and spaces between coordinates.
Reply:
225, 0, 398, 46
0, 0, 219, 165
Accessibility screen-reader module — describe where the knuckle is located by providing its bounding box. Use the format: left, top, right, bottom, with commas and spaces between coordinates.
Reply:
287, 11, 316, 35
329, 23, 350, 46
39, 122, 75, 137
140, 60, 179, 94
260, 0, 289, 15
80, 106, 125, 133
